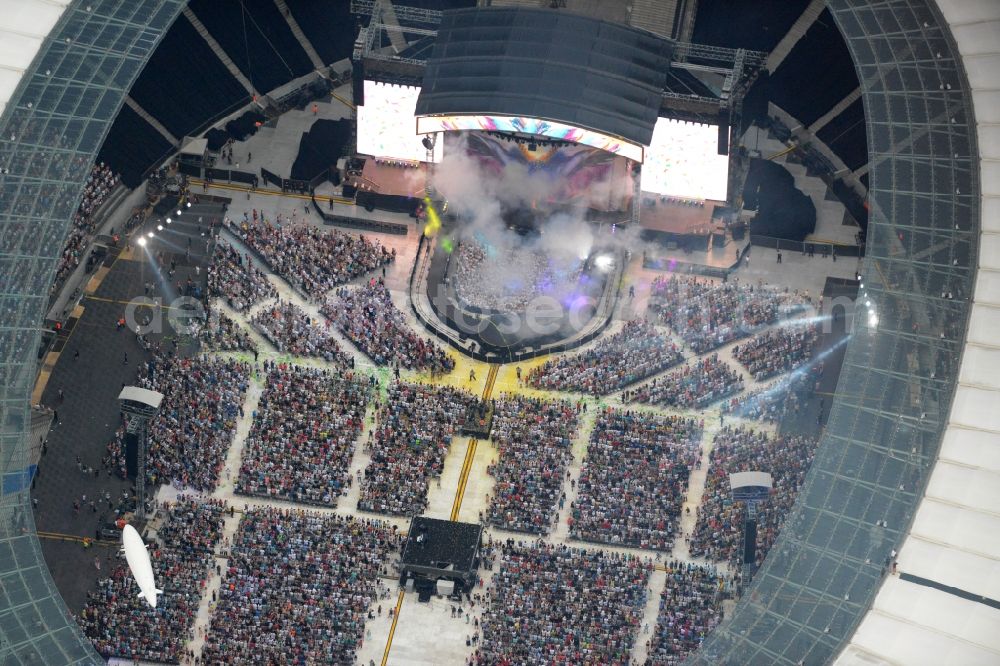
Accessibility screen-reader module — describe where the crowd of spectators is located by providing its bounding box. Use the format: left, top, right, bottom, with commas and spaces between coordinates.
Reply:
51, 163, 119, 297
624, 355, 744, 409
720, 373, 810, 423
451, 240, 583, 313
322, 280, 454, 373
251, 300, 350, 363
645, 563, 731, 665
732, 323, 820, 380
476, 542, 651, 665
689, 427, 818, 568
486, 396, 580, 534
570, 409, 701, 551
207, 242, 277, 312
202, 508, 398, 664
237, 364, 370, 506
79, 497, 225, 663
110, 354, 249, 492
526, 320, 684, 395
648, 276, 796, 353
236, 219, 394, 297
358, 382, 475, 516
199, 311, 255, 352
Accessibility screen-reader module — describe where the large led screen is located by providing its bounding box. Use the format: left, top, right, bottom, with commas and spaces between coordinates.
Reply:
641, 118, 729, 201
357, 81, 442, 163
417, 114, 645, 163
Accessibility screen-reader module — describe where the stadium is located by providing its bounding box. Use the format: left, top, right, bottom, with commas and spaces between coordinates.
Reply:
0, 1, 996, 665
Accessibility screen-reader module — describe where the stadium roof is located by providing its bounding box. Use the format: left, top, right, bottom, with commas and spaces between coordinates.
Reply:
414, 7, 673, 147
0, 1, 996, 664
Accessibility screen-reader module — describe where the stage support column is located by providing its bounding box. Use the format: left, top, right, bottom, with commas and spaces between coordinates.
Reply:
118, 387, 164, 521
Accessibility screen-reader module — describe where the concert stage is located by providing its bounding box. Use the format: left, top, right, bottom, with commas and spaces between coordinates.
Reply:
355, 157, 428, 198
400, 517, 483, 599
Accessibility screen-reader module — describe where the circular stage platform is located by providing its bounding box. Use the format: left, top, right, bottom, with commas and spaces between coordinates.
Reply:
411, 230, 624, 363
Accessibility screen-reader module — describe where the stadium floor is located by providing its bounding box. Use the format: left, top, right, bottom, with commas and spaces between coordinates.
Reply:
33, 183, 860, 664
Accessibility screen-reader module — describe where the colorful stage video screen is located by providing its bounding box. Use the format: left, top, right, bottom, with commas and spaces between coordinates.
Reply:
417, 114, 645, 162
444, 132, 629, 212
357, 81, 442, 163
641, 118, 729, 201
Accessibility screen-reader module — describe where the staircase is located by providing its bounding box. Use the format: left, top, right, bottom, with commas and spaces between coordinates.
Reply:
182, 7, 257, 96
629, 0, 677, 39
273, 0, 326, 70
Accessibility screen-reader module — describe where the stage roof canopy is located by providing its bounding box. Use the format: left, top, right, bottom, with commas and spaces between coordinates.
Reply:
415, 7, 673, 147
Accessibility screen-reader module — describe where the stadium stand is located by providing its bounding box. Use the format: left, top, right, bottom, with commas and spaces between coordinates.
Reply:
816, 97, 868, 172
188, 0, 315, 95
96, 105, 173, 189
690, 0, 812, 52
127, 16, 249, 140
767, 9, 858, 128
284, 0, 355, 65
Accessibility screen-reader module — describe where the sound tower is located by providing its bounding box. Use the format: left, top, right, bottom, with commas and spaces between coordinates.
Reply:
717, 119, 730, 155
743, 516, 757, 565
353, 62, 365, 106
124, 429, 139, 479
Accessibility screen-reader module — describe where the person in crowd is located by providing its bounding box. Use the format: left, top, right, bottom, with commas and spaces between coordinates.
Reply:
569, 409, 701, 551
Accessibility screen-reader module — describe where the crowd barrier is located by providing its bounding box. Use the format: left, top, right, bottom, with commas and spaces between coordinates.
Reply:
310, 193, 408, 235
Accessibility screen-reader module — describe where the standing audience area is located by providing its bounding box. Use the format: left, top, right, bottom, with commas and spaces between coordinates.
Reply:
207, 242, 277, 313
79, 498, 226, 663
202, 508, 398, 665
732, 323, 820, 380
322, 280, 455, 374
648, 275, 800, 353
486, 396, 580, 534
477, 542, 651, 665
236, 220, 394, 297
624, 355, 744, 409
237, 365, 370, 506
251, 300, 350, 363
526, 319, 684, 395
689, 427, 818, 569
106, 355, 249, 492
570, 410, 702, 551
645, 563, 731, 666
358, 382, 475, 516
